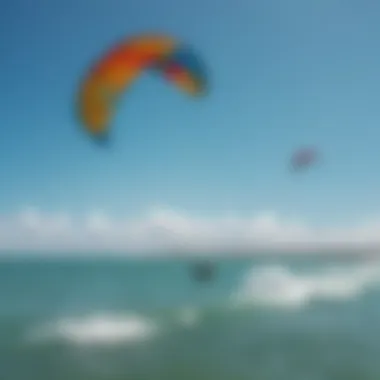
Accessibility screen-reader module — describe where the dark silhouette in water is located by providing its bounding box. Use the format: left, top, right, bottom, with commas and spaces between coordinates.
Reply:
191, 260, 215, 282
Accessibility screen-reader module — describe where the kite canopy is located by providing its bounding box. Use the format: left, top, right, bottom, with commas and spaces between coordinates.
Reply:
77, 34, 208, 140
290, 147, 318, 171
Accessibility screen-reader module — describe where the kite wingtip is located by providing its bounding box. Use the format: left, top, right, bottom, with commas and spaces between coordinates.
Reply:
93, 132, 111, 147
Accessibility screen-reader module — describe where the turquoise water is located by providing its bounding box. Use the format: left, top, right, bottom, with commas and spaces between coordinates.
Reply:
1, 255, 380, 379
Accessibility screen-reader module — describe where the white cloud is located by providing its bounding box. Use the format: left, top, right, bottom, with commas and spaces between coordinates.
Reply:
0, 206, 379, 255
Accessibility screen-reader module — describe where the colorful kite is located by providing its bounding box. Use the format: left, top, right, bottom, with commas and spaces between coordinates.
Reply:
77, 34, 208, 140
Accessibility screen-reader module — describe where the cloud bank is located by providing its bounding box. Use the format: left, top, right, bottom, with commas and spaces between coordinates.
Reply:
0, 206, 380, 255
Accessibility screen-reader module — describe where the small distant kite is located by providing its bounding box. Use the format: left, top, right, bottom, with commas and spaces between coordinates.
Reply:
290, 146, 318, 172
76, 33, 208, 141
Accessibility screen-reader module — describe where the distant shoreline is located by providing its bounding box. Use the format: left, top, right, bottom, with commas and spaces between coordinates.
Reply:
0, 246, 379, 261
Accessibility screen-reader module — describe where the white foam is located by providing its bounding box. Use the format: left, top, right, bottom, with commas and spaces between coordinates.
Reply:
232, 261, 380, 309
29, 313, 158, 345
177, 307, 200, 327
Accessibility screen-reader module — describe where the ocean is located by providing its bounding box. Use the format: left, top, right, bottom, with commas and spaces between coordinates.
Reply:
1, 255, 380, 380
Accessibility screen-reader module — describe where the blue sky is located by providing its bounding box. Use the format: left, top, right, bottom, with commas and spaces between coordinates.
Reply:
1, 0, 380, 227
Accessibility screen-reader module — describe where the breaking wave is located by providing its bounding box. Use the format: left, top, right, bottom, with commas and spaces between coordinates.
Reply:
28, 313, 158, 345
232, 260, 380, 308
26, 306, 202, 347
176, 307, 201, 327
23, 260, 380, 348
